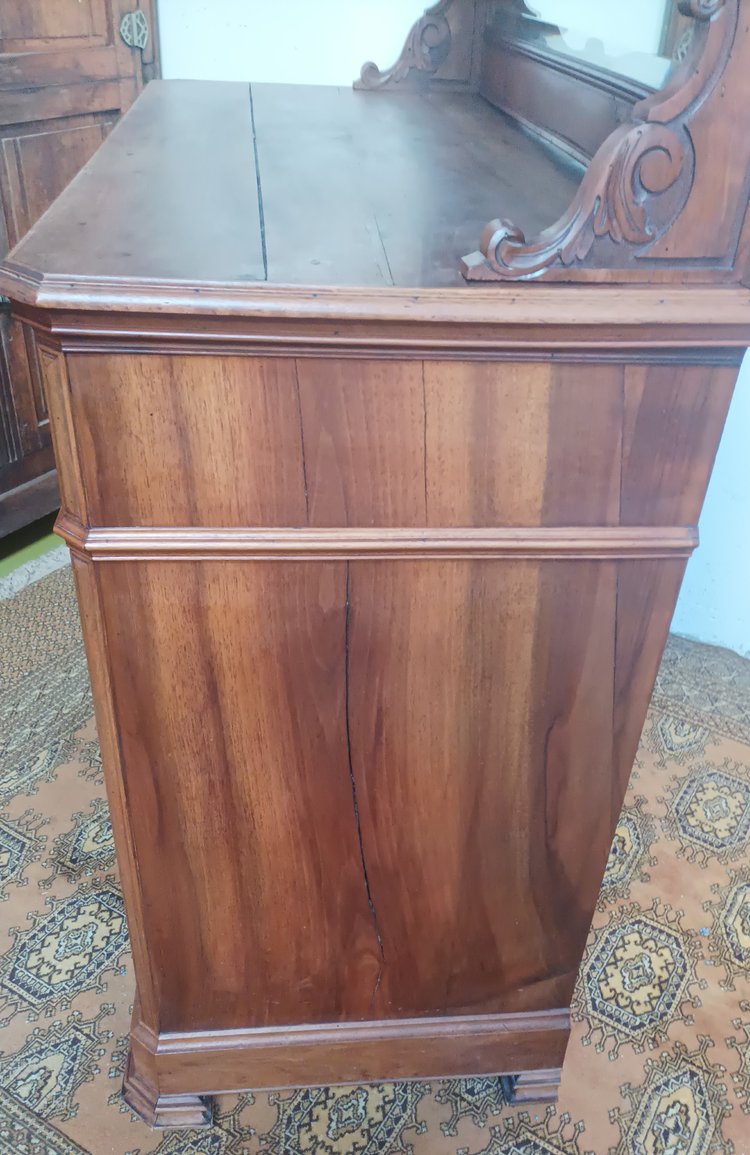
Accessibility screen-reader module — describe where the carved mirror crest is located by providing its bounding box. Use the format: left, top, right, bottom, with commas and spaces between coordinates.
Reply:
357, 0, 747, 284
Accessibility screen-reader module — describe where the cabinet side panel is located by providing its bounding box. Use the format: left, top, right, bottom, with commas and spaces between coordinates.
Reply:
620, 364, 737, 526
67, 354, 629, 531
423, 361, 623, 527
96, 561, 383, 1033
295, 358, 427, 528
348, 559, 617, 1018
68, 354, 308, 528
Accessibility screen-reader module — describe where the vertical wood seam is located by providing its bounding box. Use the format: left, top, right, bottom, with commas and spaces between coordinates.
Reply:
421, 361, 429, 525
293, 359, 310, 525
343, 562, 385, 992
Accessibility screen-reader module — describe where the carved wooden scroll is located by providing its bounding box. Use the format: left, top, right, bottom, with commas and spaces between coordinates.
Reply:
462, 0, 750, 283
355, 0, 485, 91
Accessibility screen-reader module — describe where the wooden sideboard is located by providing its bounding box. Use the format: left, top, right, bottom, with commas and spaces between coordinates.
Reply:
1, 0, 749, 1129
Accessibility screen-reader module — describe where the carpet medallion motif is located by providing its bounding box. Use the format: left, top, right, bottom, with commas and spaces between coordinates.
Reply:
259, 1083, 429, 1155
459, 1108, 588, 1155
0, 881, 127, 1025
1, 565, 749, 1153
704, 867, 750, 991
727, 1003, 750, 1115
0, 1005, 113, 1120
609, 1039, 730, 1155
0, 809, 46, 900
45, 799, 116, 885
435, 1077, 512, 1136
574, 902, 704, 1058
660, 762, 750, 866
599, 797, 658, 908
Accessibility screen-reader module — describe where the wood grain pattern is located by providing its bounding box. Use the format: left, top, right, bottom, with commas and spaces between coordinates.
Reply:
68, 354, 647, 532
424, 360, 622, 526
70, 553, 159, 1029
37, 348, 85, 522
69, 354, 307, 528
347, 560, 617, 1018
620, 363, 738, 525
98, 561, 383, 1032
613, 560, 689, 806
295, 359, 427, 527
131, 1007, 569, 1096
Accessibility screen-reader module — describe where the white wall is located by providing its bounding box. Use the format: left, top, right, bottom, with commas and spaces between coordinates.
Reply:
158, 0, 426, 86
157, 0, 750, 657
672, 358, 750, 657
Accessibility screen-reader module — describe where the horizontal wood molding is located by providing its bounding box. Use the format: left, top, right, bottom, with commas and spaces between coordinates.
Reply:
29, 323, 750, 362
56, 515, 699, 562
5, 266, 750, 340
132, 1006, 570, 1095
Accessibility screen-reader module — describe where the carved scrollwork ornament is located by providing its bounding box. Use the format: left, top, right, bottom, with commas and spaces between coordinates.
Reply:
678, 0, 726, 20
467, 122, 693, 281
357, 1, 453, 91
462, 0, 739, 281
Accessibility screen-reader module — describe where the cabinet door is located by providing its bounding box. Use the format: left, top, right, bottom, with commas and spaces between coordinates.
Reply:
0, 0, 159, 536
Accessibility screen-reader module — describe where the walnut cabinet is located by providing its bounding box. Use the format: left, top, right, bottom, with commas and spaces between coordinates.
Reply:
1, 0, 750, 1129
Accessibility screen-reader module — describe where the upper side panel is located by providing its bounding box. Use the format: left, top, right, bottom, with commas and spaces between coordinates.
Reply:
67, 352, 624, 529
65, 352, 736, 531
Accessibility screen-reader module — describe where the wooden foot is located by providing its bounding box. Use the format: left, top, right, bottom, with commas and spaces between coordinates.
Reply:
123, 1052, 214, 1129
501, 1067, 562, 1105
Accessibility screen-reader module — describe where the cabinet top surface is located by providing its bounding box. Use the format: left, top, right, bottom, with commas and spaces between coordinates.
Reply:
0, 79, 579, 291
3, 79, 750, 333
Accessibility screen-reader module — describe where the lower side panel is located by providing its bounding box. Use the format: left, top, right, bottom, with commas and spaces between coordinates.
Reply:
96, 557, 635, 1036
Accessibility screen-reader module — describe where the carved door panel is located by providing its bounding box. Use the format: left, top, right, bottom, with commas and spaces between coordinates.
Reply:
0, 0, 159, 536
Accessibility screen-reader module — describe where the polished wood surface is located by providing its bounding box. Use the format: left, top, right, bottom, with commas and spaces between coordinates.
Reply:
41, 338, 735, 1123
0, 19, 747, 1125
0, 0, 159, 535
2, 80, 581, 292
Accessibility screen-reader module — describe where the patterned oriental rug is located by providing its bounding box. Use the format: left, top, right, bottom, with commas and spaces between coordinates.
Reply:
1, 564, 750, 1155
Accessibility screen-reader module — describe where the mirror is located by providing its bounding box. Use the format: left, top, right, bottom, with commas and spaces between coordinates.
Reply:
490, 0, 693, 89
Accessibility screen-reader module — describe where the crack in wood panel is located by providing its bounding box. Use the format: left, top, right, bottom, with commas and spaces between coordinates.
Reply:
344, 561, 386, 999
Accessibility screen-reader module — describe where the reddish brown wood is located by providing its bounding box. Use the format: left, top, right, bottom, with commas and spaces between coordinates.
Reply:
463, 0, 750, 281
131, 1006, 569, 1095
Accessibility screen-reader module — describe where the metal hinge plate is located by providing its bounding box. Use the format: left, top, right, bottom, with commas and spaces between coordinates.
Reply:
120, 9, 149, 52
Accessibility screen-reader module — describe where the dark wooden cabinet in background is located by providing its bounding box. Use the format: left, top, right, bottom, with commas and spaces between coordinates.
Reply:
0, 0, 159, 537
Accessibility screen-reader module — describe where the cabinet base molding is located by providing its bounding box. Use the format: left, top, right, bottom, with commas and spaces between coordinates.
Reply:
123, 1052, 214, 1129
504, 1067, 563, 1104
123, 1002, 569, 1127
